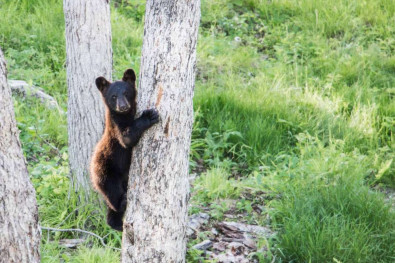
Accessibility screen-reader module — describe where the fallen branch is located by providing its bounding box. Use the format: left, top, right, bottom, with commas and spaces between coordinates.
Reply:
41, 226, 121, 251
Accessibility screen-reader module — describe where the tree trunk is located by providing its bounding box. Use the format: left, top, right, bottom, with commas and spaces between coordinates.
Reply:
63, 0, 112, 191
0, 48, 41, 263
122, 1, 200, 262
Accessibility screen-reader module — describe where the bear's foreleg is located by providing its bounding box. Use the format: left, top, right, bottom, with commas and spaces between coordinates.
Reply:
120, 108, 159, 148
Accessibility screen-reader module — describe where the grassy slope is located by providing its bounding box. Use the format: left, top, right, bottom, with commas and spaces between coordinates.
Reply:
0, 0, 394, 262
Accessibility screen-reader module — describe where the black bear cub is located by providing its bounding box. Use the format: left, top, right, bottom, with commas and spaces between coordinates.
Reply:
90, 69, 159, 231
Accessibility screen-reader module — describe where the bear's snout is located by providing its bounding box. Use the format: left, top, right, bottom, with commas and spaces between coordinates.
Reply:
116, 97, 131, 113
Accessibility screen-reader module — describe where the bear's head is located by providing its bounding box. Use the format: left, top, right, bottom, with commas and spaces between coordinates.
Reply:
96, 69, 137, 115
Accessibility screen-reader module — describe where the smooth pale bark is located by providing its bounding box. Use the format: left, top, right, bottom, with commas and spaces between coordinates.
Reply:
63, 0, 112, 191
122, 0, 200, 262
0, 48, 41, 263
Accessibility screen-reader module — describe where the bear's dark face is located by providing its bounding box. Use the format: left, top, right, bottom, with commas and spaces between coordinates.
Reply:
103, 81, 135, 114
96, 69, 137, 115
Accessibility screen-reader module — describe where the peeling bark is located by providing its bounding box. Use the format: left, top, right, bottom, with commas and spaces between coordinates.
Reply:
63, 0, 112, 191
0, 48, 41, 263
122, 0, 200, 262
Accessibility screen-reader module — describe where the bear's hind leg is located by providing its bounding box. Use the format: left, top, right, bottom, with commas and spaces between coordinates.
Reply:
107, 208, 124, 231
101, 176, 126, 212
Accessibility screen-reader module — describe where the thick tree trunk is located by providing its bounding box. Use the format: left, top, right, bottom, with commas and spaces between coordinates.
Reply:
64, 0, 112, 191
0, 48, 41, 263
122, 1, 200, 262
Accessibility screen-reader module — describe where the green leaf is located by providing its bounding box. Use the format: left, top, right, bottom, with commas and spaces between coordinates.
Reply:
375, 159, 393, 180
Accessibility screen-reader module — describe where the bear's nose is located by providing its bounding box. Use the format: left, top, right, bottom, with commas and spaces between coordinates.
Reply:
120, 105, 128, 111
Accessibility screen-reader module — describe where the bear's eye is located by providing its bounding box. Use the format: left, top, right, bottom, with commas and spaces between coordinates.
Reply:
111, 95, 117, 100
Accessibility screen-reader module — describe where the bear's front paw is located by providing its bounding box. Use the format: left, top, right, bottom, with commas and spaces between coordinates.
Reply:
142, 109, 160, 125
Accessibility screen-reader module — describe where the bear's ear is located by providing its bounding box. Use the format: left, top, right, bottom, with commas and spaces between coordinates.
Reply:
95, 77, 110, 92
122, 69, 136, 83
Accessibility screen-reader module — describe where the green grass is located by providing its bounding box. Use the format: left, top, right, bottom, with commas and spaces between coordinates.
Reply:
266, 136, 395, 262
275, 182, 394, 262
0, 0, 394, 262
193, 167, 241, 201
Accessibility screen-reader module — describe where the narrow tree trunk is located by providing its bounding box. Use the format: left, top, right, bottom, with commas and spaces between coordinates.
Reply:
0, 48, 41, 263
63, 0, 112, 191
122, 1, 200, 262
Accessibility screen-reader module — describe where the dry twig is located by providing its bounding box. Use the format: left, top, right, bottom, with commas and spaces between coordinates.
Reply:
41, 226, 121, 251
